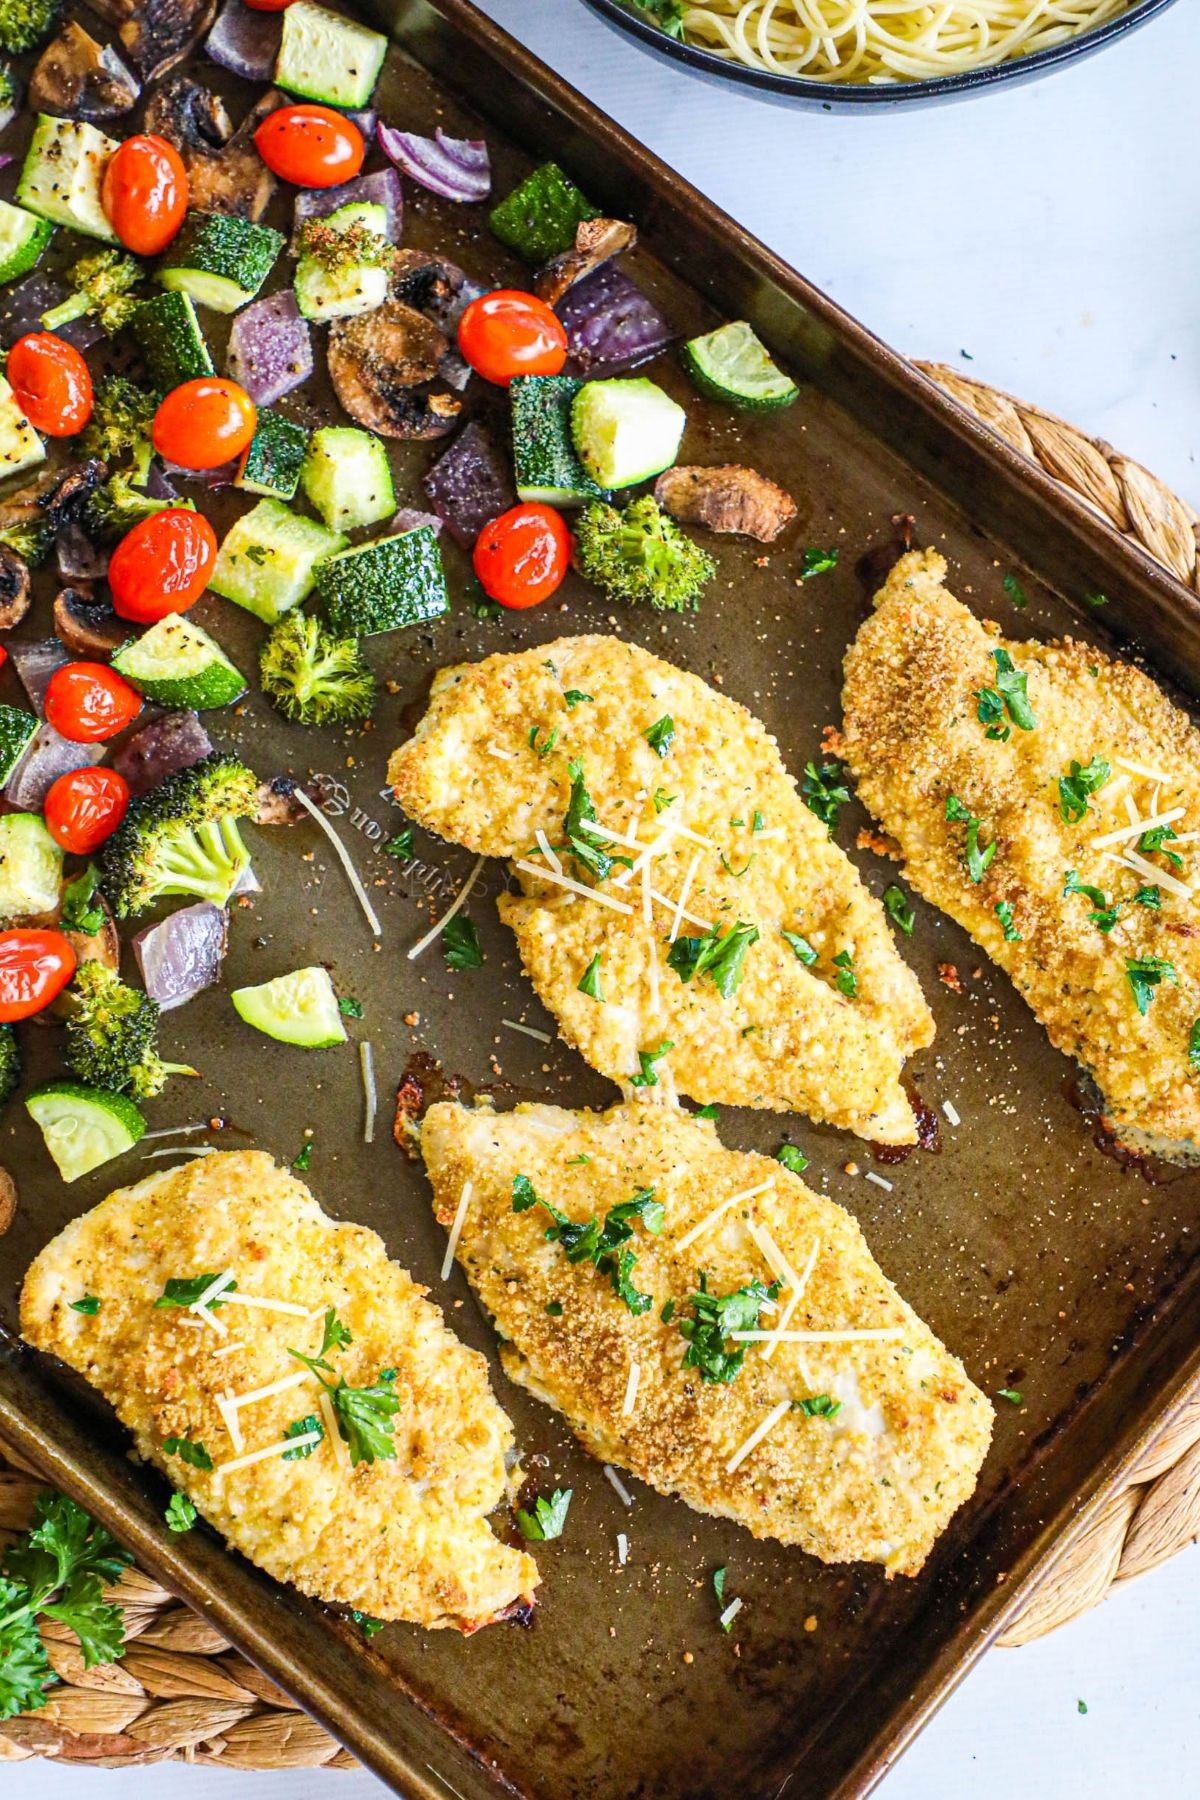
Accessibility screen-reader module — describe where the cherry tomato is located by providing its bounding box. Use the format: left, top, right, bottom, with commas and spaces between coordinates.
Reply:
152, 377, 257, 471
0, 929, 77, 1022
101, 134, 189, 257
243, 0, 297, 9
254, 104, 365, 188
44, 767, 131, 855
107, 508, 217, 624
7, 333, 93, 437
457, 290, 568, 387
474, 503, 571, 608
44, 663, 141, 744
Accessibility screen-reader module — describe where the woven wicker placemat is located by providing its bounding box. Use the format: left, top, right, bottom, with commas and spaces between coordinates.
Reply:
3, 367, 1200, 1770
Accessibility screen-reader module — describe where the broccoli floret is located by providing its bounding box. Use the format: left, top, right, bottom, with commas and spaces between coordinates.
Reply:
297, 217, 396, 278
0, 1023, 19, 1108
84, 472, 177, 544
81, 374, 157, 485
64, 961, 197, 1101
100, 753, 259, 920
0, 63, 16, 112
573, 495, 716, 612
0, 516, 53, 566
259, 613, 375, 727
0, 0, 61, 54
42, 249, 144, 337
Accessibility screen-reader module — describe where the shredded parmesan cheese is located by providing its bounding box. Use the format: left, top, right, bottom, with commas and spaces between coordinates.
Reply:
942, 1099, 961, 1127
718, 1597, 744, 1630
502, 1019, 553, 1045
731, 1326, 906, 1344
192, 1271, 237, 1314
292, 785, 382, 938
1089, 806, 1185, 851
534, 828, 561, 874
514, 859, 634, 913
761, 1238, 820, 1362
745, 1219, 799, 1294
617, 1531, 629, 1566
603, 1464, 634, 1507
440, 1180, 473, 1282
141, 1122, 211, 1141
318, 1389, 347, 1469
725, 1398, 790, 1474
1114, 756, 1175, 786
668, 852, 702, 944
225, 1370, 313, 1412
1111, 847, 1195, 898
622, 1362, 641, 1416
221, 1293, 310, 1318
648, 889, 712, 931
360, 1040, 376, 1144
864, 1171, 893, 1192
675, 1178, 775, 1253
142, 1145, 215, 1160
408, 855, 485, 959
214, 1429, 322, 1476
216, 1391, 244, 1454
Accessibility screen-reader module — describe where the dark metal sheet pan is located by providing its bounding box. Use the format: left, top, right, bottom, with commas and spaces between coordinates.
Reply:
4, 4, 1200, 1797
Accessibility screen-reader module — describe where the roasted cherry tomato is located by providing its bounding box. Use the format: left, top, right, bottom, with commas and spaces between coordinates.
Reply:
107, 508, 218, 624
0, 929, 77, 1022
457, 290, 568, 387
473, 503, 571, 609
152, 377, 257, 471
44, 662, 142, 744
44, 766, 131, 855
243, 0, 297, 9
101, 134, 189, 257
7, 333, 93, 437
254, 104, 365, 188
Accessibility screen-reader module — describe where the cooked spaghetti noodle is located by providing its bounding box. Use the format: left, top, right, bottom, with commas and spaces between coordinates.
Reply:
677, 1, 1133, 83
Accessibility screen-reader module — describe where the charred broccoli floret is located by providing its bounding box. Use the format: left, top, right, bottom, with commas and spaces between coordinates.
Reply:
259, 612, 375, 727
100, 753, 259, 920
42, 249, 144, 337
0, 0, 61, 54
0, 1022, 19, 1108
0, 516, 53, 567
573, 495, 715, 612
81, 374, 156, 484
64, 962, 196, 1101
84, 472, 177, 544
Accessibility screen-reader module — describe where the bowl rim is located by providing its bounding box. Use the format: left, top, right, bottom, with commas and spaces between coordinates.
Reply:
580, 0, 1179, 104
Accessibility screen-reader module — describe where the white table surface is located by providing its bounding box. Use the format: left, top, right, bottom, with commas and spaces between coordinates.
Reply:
15, 3, 1200, 1796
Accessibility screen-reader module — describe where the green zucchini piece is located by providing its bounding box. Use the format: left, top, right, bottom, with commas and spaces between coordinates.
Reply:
681, 320, 799, 411
158, 212, 285, 314
293, 200, 390, 322
26, 1081, 145, 1183
299, 425, 394, 532
0, 813, 62, 918
511, 375, 605, 507
275, 1, 387, 109
16, 116, 119, 243
210, 498, 347, 624
489, 162, 600, 263
570, 376, 686, 489
316, 526, 449, 638
0, 375, 46, 482
231, 965, 347, 1048
111, 616, 248, 710
0, 198, 53, 285
0, 704, 38, 785
237, 409, 310, 501
129, 291, 215, 389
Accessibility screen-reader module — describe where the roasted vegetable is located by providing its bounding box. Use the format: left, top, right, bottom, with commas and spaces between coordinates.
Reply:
100, 752, 257, 918
28, 19, 140, 120
83, 470, 175, 543
81, 373, 156, 482
259, 611, 375, 727
0, 0, 62, 55
41, 248, 143, 335
573, 495, 715, 612
0, 1022, 19, 1108
0, 514, 53, 566
64, 960, 195, 1100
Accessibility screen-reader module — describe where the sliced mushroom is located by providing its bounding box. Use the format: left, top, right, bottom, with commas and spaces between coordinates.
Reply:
0, 546, 32, 629
40, 460, 109, 531
390, 249, 468, 330
88, 0, 218, 84
54, 587, 128, 660
534, 218, 638, 307
29, 21, 140, 120
145, 76, 278, 221
328, 301, 461, 441
653, 464, 798, 545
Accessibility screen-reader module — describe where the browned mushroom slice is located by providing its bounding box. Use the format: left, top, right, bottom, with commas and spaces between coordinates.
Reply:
29, 21, 140, 121
0, 547, 32, 630
654, 464, 798, 544
534, 218, 638, 307
144, 77, 278, 221
328, 301, 461, 441
88, 0, 218, 84
53, 588, 128, 660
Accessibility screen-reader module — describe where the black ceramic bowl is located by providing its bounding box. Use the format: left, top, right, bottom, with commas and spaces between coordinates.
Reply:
581, 0, 1178, 108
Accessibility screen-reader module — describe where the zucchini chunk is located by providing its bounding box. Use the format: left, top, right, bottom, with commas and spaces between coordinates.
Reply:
299, 425, 394, 532
26, 1081, 145, 1183
0, 812, 62, 917
112, 615, 248, 711
0, 198, 54, 285
129, 291, 215, 388
489, 161, 600, 263
0, 376, 46, 482
316, 525, 449, 638
17, 115, 119, 242
0, 704, 37, 786
682, 320, 799, 411
511, 374, 605, 507
210, 497, 347, 623
158, 211, 286, 314
570, 376, 686, 489
237, 408, 311, 501
275, 1, 387, 110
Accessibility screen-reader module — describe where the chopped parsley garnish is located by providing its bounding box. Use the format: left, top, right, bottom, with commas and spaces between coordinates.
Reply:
1138, 821, 1182, 868
282, 1415, 324, 1461
565, 759, 612, 882
1190, 1018, 1200, 1072
1002, 572, 1027, 608
833, 950, 857, 998
776, 1142, 809, 1174
800, 547, 838, 579
512, 1177, 661, 1313
794, 1394, 842, 1419
666, 920, 759, 998
695, 1103, 719, 1120
155, 1275, 236, 1310
566, 1152, 590, 1165
337, 995, 363, 1017
578, 952, 604, 1001
752, 811, 766, 833
0, 1490, 130, 1716
995, 900, 1021, 941
1126, 955, 1179, 1017
293, 1142, 314, 1172
719, 850, 755, 878
352, 1611, 385, 1639
713, 1565, 727, 1604
678, 1273, 779, 1384
383, 829, 415, 861
644, 715, 675, 758
660, 1298, 676, 1323
974, 647, 1036, 736
563, 690, 593, 710
545, 1300, 564, 1317
1134, 886, 1161, 908
287, 1310, 397, 1467
996, 1388, 1023, 1405
61, 863, 105, 935
630, 1039, 673, 1087
782, 929, 818, 966
165, 1492, 196, 1534
442, 914, 483, 970
163, 1436, 212, 1471
945, 794, 995, 883
1077, 1698, 1088, 1715
1057, 756, 1110, 824
802, 760, 851, 834
1083, 593, 1108, 610
974, 686, 1009, 742
883, 885, 915, 935
652, 788, 675, 813
1063, 869, 1119, 932
529, 724, 559, 758
516, 1488, 572, 1542
69, 1295, 100, 1315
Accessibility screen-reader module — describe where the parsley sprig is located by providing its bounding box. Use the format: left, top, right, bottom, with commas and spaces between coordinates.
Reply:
512, 1176, 663, 1314
677, 1273, 779, 1384
666, 920, 759, 998
564, 759, 613, 883
974, 647, 1036, 740
1126, 955, 1179, 1017
0, 1491, 130, 1719
516, 1488, 572, 1541
801, 760, 851, 834
1058, 756, 1110, 824
287, 1309, 399, 1467
945, 794, 995, 883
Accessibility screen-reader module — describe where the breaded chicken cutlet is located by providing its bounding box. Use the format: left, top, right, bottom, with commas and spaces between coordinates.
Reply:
389, 636, 934, 1144
422, 1097, 993, 1575
844, 549, 1200, 1161
20, 1151, 538, 1631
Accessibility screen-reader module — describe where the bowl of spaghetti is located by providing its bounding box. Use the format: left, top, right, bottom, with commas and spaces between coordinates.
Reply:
582, 0, 1177, 104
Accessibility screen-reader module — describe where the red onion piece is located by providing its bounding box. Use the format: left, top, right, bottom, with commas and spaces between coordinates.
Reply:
57, 522, 108, 583
205, 0, 281, 81
558, 266, 676, 376
0, 153, 14, 170
422, 420, 514, 548
0, 273, 104, 351
291, 167, 401, 246
225, 288, 315, 408
10, 638, 68, 714
390, 507, 443, 537
377, 122, 490, 202
342, 107, 377, 139
134, 902, 229, 1010
108, 711, 213, 797
6, 726, 103, 809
